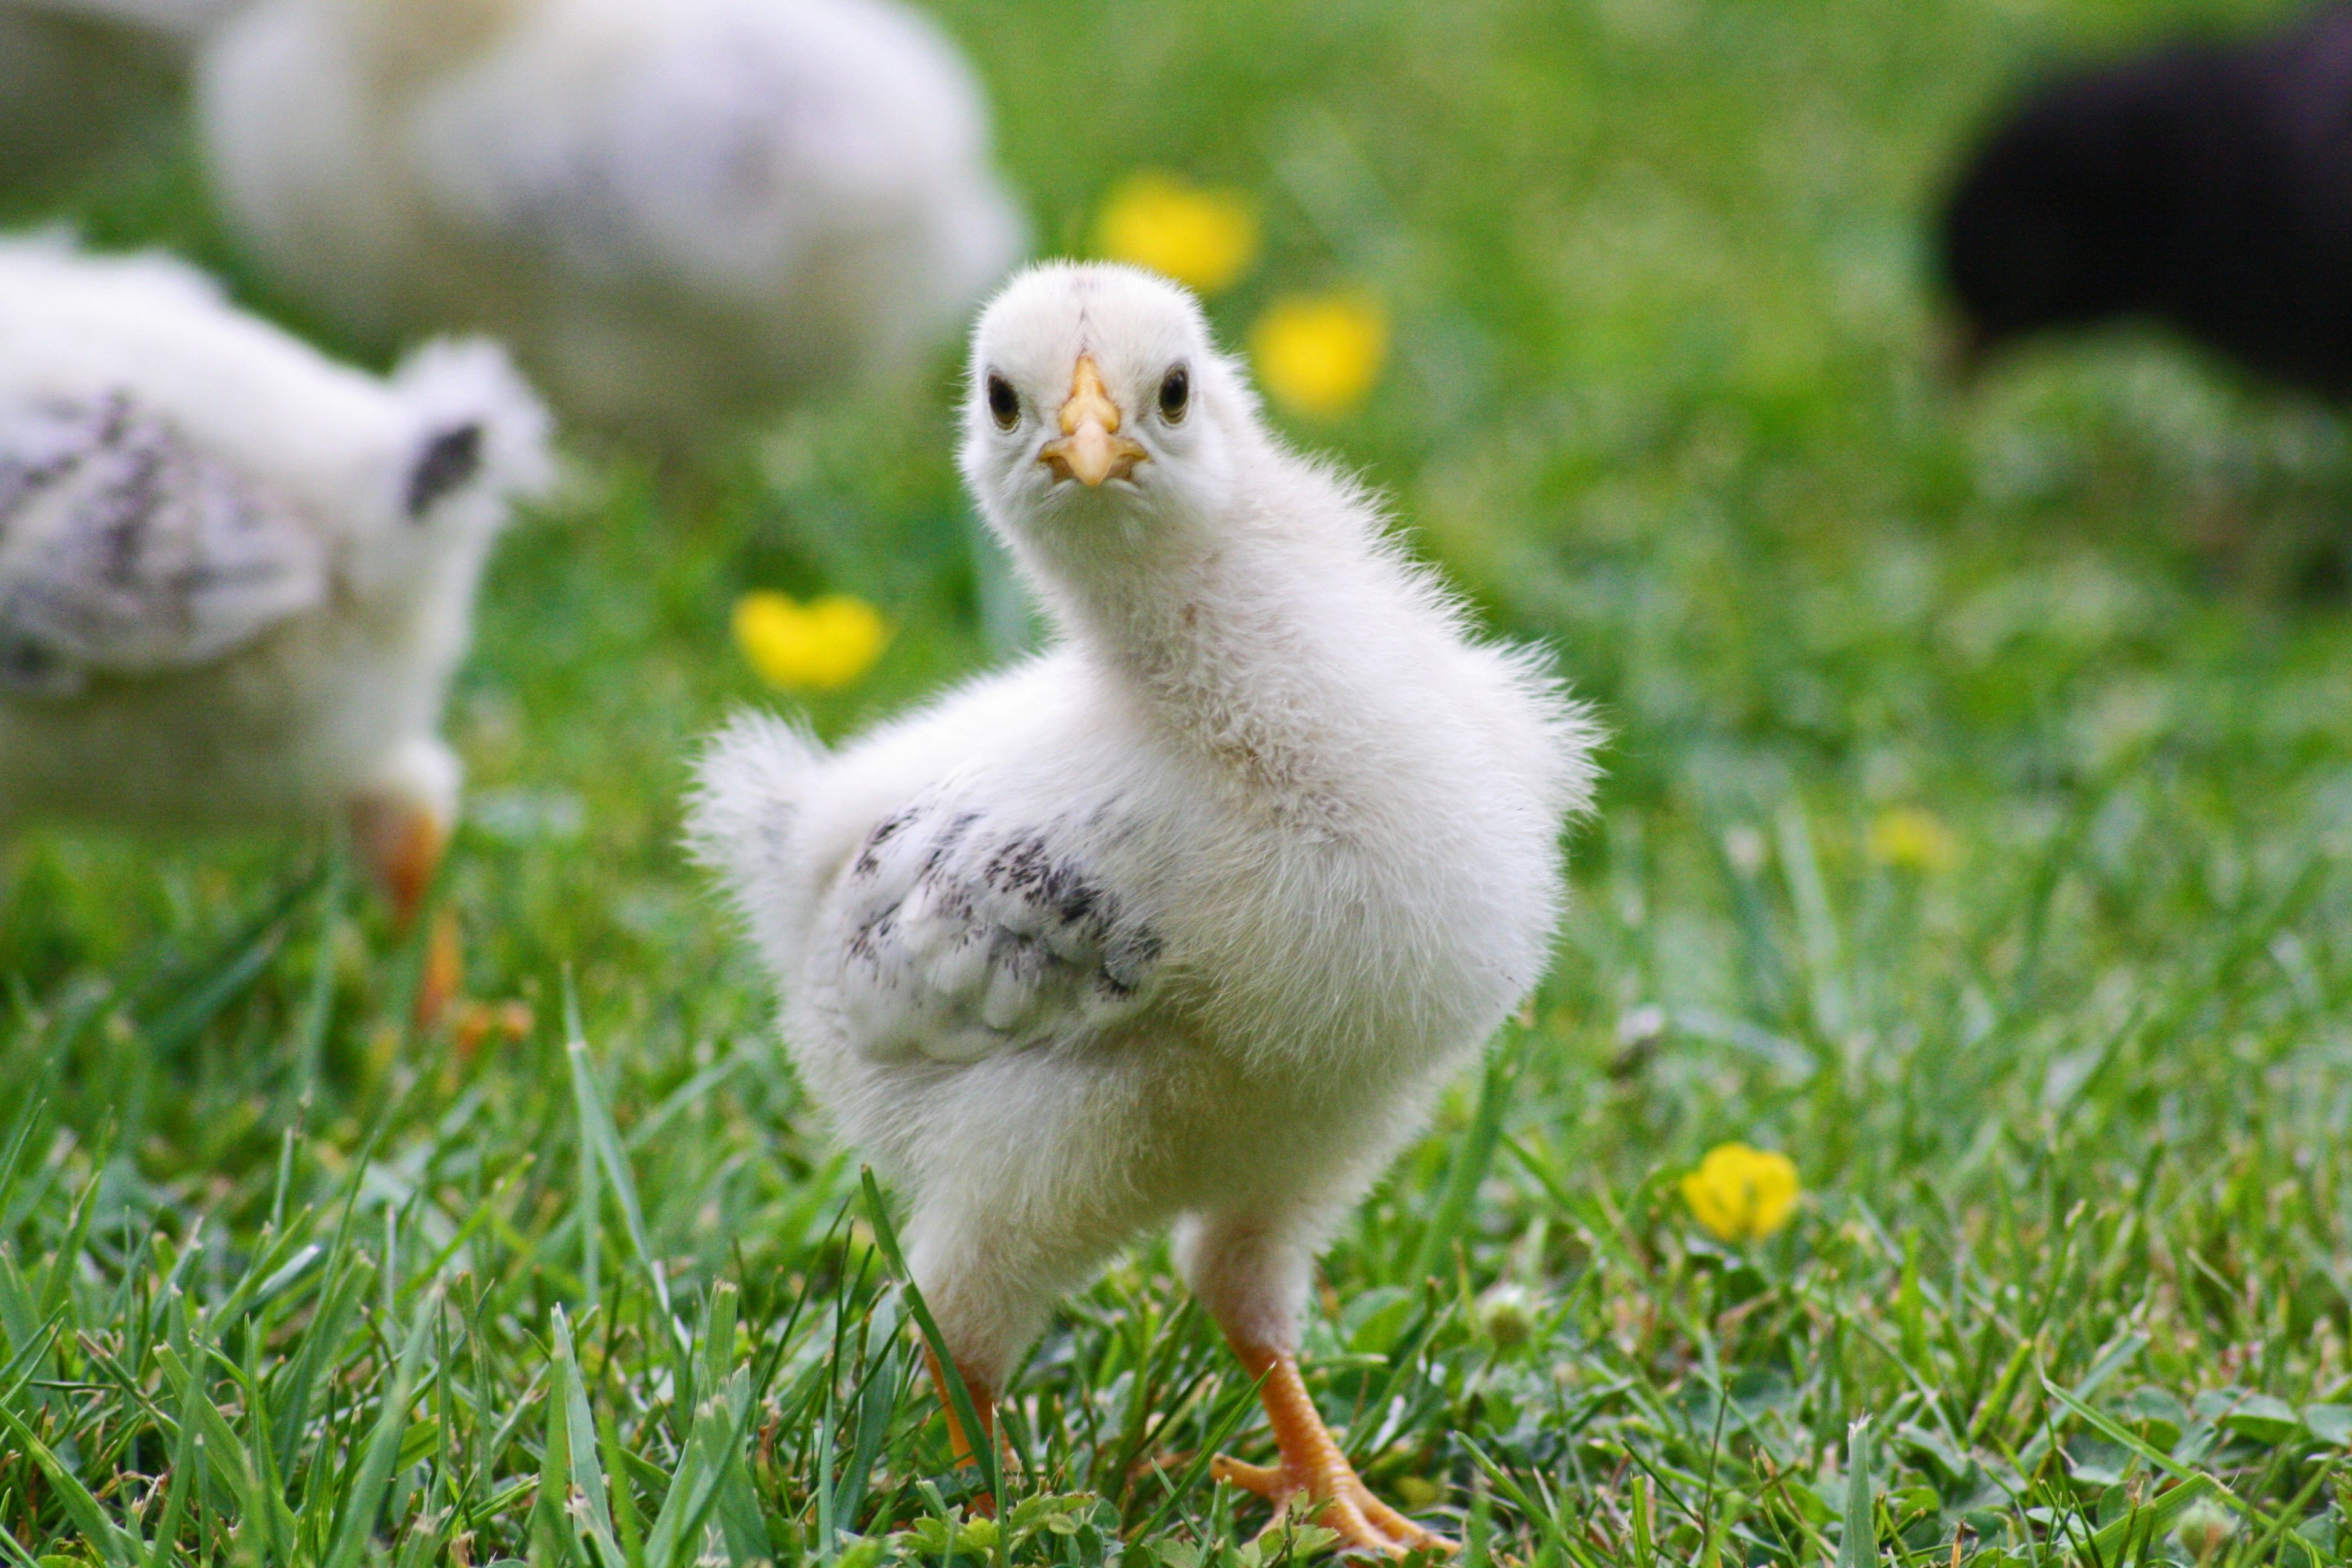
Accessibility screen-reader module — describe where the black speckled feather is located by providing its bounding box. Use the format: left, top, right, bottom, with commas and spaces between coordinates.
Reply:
830, 797, 1164, 1061
0, 393, 325, 696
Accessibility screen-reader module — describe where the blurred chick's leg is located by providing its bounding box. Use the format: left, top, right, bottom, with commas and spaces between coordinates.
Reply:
348, 793, 446, 929
348, 792, 458, 1027
416, 909, 463, 1031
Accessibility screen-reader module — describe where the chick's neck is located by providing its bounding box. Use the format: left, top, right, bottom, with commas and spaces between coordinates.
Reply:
1040, 490, 1408, 817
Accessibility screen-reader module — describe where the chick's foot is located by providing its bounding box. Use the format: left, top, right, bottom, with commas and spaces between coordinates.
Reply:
1211, 1347, 1450, 1558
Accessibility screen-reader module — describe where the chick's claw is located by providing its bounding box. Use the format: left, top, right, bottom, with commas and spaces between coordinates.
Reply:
1210, 1450, 1449, 1558
1214, 1347, 1451, 1557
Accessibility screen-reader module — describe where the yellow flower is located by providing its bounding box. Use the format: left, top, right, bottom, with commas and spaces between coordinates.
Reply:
1868, 807, 1959, 875
1251, 292, 1389, 419
1093, 172, 1260, 294
732, 592, 889, 692
1681, 1143, 1800, 1244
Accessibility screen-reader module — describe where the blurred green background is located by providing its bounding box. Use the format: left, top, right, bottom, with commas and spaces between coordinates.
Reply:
6, 0, 2352, 1561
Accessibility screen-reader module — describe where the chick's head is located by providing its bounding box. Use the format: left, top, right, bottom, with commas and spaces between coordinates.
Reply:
961, 262, 1252, 561
344, 338, 555, 601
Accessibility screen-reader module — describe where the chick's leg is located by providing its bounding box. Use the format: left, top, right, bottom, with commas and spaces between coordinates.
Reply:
1181, 1213, 1450, 1557
348, 792, 446, 929
349, 793, 460, 1028
350, 740, 465, 1029
923, 1345, 999, 1471
904, 1207, 1073, 1513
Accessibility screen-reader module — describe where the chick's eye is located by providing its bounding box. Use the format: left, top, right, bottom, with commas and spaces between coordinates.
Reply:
985, 374, 1020, 429
1158, 365, 1190, 423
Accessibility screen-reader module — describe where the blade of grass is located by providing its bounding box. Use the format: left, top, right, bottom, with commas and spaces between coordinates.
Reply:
565, 979, 685, 1365
321, 1285, 441, 1568
859, 1167, 1001, 1511
1410, 1033, 1521, 1285
1837, 1417, 1875, 1568
550, 1306, 630, 1568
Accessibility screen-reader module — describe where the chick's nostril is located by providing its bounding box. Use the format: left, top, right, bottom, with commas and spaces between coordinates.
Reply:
1039, 424, 1146, 486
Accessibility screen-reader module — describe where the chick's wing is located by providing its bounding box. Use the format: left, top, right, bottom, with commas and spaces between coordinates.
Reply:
822, 797, 1165, 1065
0, 393, 325, 696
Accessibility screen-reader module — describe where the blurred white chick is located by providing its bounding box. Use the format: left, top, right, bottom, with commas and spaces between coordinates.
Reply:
692, 263, 1595, 1555
197, 0, 1025, 439
0, 238, 552, 964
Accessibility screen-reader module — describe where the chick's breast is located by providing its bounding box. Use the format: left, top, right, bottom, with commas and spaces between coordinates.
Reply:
771, 642, 1564, 1232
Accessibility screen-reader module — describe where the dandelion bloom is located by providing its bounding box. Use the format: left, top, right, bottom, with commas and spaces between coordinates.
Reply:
1681, 1142, 1800, 1243
1093, 173, 1259, 293
733, 591, 889, 692
1252, 291, 1389, 418
1868, 806, 1959, 874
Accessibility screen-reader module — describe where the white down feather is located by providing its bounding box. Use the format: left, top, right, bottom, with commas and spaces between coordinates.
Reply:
197, 0, 1027, 439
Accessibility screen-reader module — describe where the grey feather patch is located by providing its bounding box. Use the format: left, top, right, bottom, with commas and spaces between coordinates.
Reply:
405, 422, 484, 518
0, 393, 325, 693
832, 799, 1164, 1061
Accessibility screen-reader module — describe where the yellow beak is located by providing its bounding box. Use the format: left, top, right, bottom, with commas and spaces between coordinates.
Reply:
1039, 356, 1148, 486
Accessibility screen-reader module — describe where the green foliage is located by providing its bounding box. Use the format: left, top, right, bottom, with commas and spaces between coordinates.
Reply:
7, 0, 2352, 1561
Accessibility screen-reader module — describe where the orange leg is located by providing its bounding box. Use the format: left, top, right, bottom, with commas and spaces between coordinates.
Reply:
1211, 1341, 1451, 1558
414, 909, 464, 1032
924, 1346, 1002, 1517
348, 796, 460, 1028
348, 796, 446, 929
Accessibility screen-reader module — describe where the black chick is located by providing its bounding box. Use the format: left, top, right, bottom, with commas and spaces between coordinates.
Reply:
1940, 7, 2352, 396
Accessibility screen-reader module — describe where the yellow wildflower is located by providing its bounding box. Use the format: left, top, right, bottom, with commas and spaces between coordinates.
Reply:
732, 592, 889, 693
1681, 1143, 1800, 1244
1868, 807, 1960, 875
1093, 172, 1260, 294
1251, 291, 1389, 418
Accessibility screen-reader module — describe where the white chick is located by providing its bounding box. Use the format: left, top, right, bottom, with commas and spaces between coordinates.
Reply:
0, 237, 552, 949
195, 0, 1025, 440
691, 263, 1595, 1554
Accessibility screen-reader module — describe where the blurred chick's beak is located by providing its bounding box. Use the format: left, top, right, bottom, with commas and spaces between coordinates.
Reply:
1040, 356, 1147, 486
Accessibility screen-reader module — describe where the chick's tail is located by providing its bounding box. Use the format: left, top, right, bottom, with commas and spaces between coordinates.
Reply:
686, 712, 831, 956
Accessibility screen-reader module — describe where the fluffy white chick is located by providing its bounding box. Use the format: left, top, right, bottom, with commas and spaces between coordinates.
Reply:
0, 238, 552, 947
196, 0, 1025, 440
691, 263, 1595, 1554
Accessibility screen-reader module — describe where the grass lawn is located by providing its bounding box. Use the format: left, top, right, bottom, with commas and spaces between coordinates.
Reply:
7, 0, 2352, 1561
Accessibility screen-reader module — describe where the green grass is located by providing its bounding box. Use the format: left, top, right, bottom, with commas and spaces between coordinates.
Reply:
8, 0, 2352, 1562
